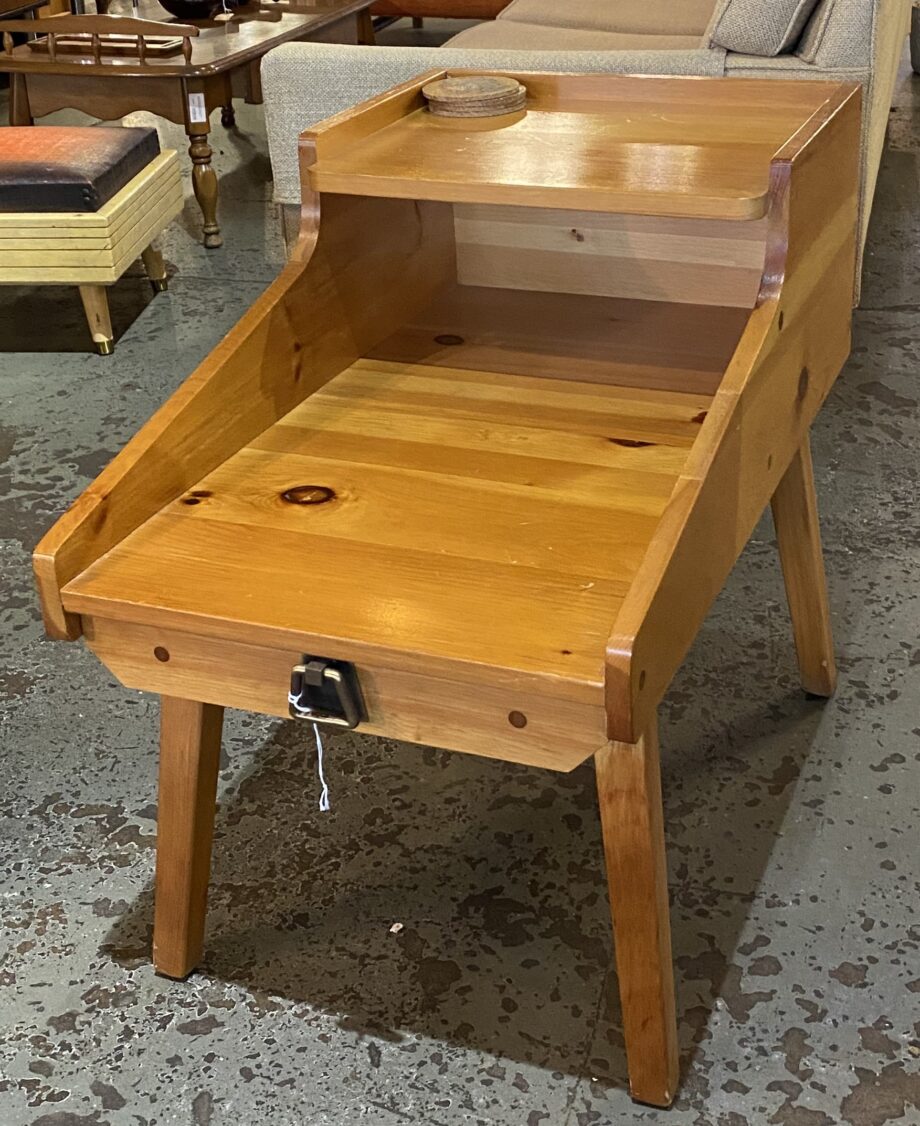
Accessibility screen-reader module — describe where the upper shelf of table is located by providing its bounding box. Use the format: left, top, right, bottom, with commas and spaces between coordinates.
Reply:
306, 72, 856, 221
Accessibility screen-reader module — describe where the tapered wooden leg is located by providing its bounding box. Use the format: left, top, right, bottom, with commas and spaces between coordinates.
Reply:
153, 697, 224, 979
596, 721, 678, 1108
245, 59, 263, 105
357, 8, 375, 44
141, 244, 168, 292
10, 75, 33, 126
78, 284, 114, 355
770, 437, 837, 697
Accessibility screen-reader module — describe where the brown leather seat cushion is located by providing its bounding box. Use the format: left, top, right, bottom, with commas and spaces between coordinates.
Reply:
0, 126, 160, 213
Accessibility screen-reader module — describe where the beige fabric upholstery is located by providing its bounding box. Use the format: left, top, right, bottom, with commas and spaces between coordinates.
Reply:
497, 0, 716, 36
446, 21, 702, 50
797, 0, 838, 61
727, 0, 911, 292
707, 0, 822, 55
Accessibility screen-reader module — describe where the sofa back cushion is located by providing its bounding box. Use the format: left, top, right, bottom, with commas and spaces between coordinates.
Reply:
499, 0, 718, 37
707, 0, 823, 55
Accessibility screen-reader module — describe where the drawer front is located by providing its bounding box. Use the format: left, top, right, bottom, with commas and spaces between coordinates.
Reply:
84, 618, 607, 772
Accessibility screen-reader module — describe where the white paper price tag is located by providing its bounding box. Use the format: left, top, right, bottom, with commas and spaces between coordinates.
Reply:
187, 93, 207, 124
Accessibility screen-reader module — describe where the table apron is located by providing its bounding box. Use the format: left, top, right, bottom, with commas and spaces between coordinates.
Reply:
13, 71, 238, 127
82, 616, 608, 772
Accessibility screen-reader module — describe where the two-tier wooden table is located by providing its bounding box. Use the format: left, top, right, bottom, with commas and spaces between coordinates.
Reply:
0, 0, 375, 246
34, 73, 861, 1107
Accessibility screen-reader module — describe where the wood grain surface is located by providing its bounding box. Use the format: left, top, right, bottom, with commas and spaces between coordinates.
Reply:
307, 71, 846, 220
63, 356, 711, 701
0, 0, 374, 76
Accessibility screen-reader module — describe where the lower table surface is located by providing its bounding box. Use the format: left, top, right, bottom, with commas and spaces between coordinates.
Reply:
62, 290, 744, 700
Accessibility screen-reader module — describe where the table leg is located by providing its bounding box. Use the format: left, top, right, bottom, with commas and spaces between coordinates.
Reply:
595, 721, 678, 1109
9, 75, 33, 126
141, 244, 169, 292
357, 8, 376, 44
78, 284, 114, 355
770, 437, 837, 697
186, 129, 222, 249
245, 59, 263, 106
221, 103, 236, 129
153, 697, 224, 979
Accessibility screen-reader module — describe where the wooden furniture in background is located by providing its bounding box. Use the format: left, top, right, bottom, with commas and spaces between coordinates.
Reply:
0, 0, 375, 247
34, 73, 861, 1107
0, 150, 182, 351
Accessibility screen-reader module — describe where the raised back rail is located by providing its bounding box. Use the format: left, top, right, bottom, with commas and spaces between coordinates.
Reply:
1, 15, 198, 64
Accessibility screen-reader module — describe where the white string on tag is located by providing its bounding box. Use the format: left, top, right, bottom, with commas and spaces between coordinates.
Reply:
313, 722, 331, 813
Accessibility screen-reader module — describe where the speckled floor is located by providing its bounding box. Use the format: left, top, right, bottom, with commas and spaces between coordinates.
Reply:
1, 37, 919, 1126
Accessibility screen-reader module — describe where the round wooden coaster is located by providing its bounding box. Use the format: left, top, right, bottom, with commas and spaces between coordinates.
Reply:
422, 75, 527, 119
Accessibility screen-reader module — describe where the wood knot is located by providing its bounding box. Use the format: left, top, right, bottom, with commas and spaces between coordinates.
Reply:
508, 710, 528, 729
281, 485, 336, 505
434, 334, 464, 346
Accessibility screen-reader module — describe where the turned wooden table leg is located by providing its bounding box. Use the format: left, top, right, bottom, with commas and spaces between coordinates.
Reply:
186, 127, 222, 249
153, 697, 224, 979
78, 284, 114, 355
221, 103, 236, 129
141, 244, 168, 292
596, 721, 678, 1108
770, 437, 837, 697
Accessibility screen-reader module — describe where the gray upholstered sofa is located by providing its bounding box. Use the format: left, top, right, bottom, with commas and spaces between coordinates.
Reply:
262, 0, 910, 279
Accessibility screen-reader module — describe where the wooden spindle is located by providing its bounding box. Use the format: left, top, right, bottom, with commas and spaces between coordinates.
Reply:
47, 31, 56, 60
182, 34, 192, 63
91, 31, 101, 62
3, 31, 12, 55
138, 34, 146, 62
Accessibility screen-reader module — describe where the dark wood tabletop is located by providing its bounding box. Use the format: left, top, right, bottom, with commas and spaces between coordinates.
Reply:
0, 0, 373, 75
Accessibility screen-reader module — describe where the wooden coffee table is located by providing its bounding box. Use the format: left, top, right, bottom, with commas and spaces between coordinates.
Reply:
35, 73, 861, 1108
0, 0, 375, 246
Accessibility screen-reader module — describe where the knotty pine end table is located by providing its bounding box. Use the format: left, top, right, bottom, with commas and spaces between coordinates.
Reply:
1, 0, 375, 247
35, 72, 861, 1108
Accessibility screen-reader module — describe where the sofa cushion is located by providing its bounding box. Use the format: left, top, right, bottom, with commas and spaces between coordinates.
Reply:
498, 0, 716, 37
446, 20, 704, 50
707, 0, 823, 56
796, 0, 838, 63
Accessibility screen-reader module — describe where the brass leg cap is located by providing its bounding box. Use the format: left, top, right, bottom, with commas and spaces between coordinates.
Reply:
150, 277, 169, 293
94, 338, 115, 356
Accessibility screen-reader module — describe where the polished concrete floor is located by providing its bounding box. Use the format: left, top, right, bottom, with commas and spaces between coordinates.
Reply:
1, 37, 919, 1126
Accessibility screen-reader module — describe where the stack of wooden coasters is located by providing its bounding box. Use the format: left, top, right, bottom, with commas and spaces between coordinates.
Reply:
422, 75, 527, 118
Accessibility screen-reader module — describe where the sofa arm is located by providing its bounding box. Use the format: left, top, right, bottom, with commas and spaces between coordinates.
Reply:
261, 41, 725, 205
